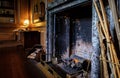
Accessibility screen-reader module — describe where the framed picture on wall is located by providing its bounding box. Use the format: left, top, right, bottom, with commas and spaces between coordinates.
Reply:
33, 0, 45, 23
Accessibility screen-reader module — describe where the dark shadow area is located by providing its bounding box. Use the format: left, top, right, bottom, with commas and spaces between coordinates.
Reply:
55, 2, 92, 59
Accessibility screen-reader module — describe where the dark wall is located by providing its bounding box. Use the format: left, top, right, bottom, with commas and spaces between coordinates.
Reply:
55, 4, 92, 59
55, 16, 70, 58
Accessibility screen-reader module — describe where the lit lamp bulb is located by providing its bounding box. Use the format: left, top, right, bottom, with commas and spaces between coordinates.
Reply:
23, 19, 29, 26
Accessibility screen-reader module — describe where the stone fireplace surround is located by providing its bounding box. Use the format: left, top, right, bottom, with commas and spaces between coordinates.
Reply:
47, 0, 100, 78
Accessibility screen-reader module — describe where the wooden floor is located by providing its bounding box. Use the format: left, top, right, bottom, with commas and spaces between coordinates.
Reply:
0, 46, 46, 78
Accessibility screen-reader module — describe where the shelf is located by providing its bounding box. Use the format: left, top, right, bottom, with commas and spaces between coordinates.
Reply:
0, 17, 14, 23
0, 0, 15, 24
0, 0, 14, 2
0, 1, 14, 8
0, 23, 17, 28
0, 7, 14, 9
0, 14, 14, 17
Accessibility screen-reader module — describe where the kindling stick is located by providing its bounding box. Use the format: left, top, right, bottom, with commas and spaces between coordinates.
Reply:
99, 55, 120, 66
108, 0, 120, 49
97, 22, 109, 78
93, 0, 107, 37
100, 55, 103, 78
93, 1, 116, 77
98, 0, 110, 43
98, 0, 120, 77
93, 0, 120, 78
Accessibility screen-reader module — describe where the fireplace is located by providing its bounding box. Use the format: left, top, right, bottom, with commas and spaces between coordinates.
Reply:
47, 0, 92, 61
47, 0, 100, 77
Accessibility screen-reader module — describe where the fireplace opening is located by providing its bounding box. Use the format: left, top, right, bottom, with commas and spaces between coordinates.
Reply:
54, 3, 92, 60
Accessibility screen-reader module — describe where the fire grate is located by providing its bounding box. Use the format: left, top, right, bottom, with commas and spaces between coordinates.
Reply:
58, 63, 83, 75
57, 55, 90, 76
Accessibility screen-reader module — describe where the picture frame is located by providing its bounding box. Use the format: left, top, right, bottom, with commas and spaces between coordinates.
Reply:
33, 0, 45, 23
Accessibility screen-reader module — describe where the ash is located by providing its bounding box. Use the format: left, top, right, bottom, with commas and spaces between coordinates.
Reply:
57, 55, 91, 77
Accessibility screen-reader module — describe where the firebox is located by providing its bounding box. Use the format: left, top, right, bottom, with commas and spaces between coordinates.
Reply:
55, 3, 92, 60
47, 0, 92, 61
46, 0, 100, 78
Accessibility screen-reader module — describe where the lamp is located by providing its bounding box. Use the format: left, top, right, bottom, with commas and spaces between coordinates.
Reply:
23, 19, 29, 26
23, 19, 30, 31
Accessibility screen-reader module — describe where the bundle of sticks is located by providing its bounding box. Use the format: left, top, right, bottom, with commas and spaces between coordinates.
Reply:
93, 0, 120, 78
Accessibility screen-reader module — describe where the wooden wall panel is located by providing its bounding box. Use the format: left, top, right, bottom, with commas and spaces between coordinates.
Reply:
19, 0, 29, 26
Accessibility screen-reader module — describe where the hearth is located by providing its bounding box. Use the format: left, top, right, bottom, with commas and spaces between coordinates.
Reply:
46, 1, 92, 77
57, 55, 90, 76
